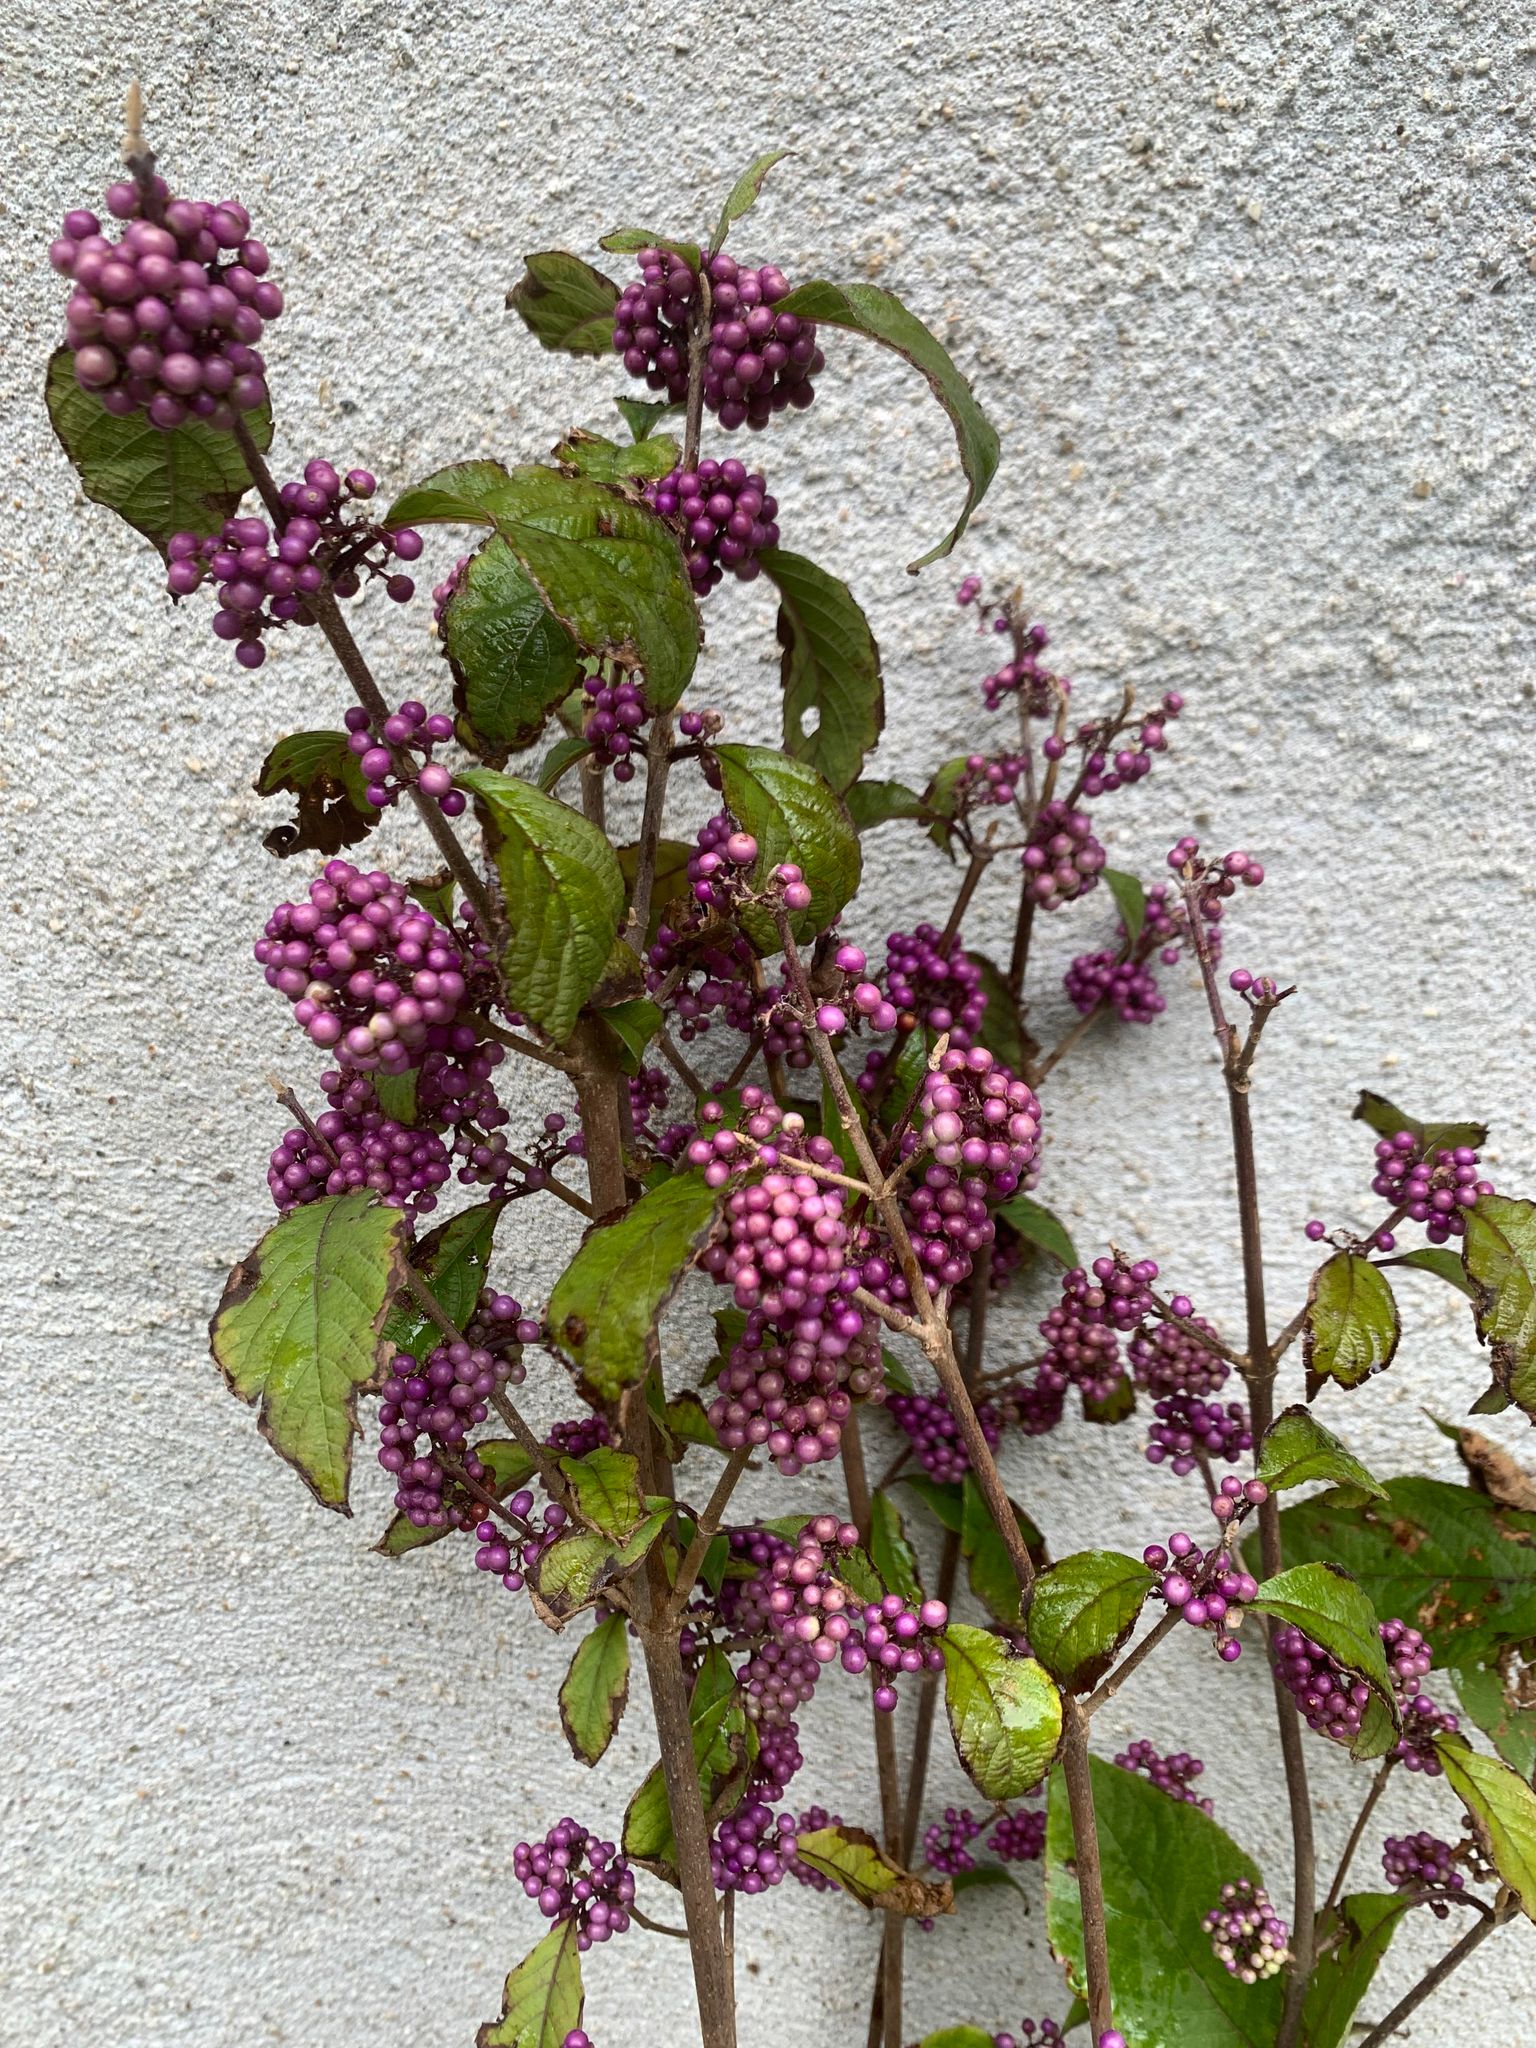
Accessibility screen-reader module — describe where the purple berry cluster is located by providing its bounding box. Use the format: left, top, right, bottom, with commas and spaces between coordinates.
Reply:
52, 179, 280, 428
471, 1490, 571, 1593
167, 462, 421, 669
1113, 1739, 1212, 1813
643, 461, 780, 593
1167, 838, 1266, 918
979, 620, 1061, 717
376, 1332, 534, 1533
1381, 1833, 1469, 1918
580, 670, 649, 781
1063, 948, 1165, 1025
266, 1070, 451, 1218
513, 1820, 634, 1949
1129, 1311, 1229, 1400
1144, 1487, 1267, 1665
342, 700, 463, 816
1275, 1614, 1458, 1763
913, 1045, 1042, 1199
1146, 1392, 1253, 1477
888, 1388, 1002, 1484
987, 1805, 1047, 1863
1204, 1880, 1290, 1983
922, 1807, 982, 1876
613, 247, 822, 428
646, 817, 761, 1045
993, 2022, 1064, 2048
880, 927, 988, 1046
1021, 798, 1106, 908
1371, 1131, 1494, 1244
1070, 693, 1183, 797
758, 1516, 949, 1715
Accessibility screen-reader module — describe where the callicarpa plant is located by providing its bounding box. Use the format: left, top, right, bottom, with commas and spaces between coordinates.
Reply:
49, 92, 1536, 2048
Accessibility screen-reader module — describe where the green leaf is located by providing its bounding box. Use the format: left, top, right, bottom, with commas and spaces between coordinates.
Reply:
548, 1173, 720, 1400
383, 1200, 502, 1360
253, 729, 379, 860
624, 1650, 752, 1877
616, 836, 694, 947
531, 1509, 669, 1626
1101, 869, 1147, 948
1304, 1251, 1400, 1391
407, 870, 459, 926
869, 1493, 923, 1606
663, 1391, 725, 1454
902, 1474, 965, 1535
1081, 1373, 1135, 1426
1301, 1893, 1408, 2048
443, 537, 583, 757
553, 427, 681, 483
996, 1193, 1076, 1269
477, 1922, 584, 2048
940, 1625, 1062, 1802
555, 1447, 660, 1547
377, 1438, 535, 1557
598, 998, 663, 1074
770, 280, 1000, 571
1046, 1756, 1283, 2048
1472, 1384, 1514, 1416
712, 743, 861, 945
614, 396, 682, 443
845, 779, 927, 831
917, 2031, 996, 2048
537, 733, 592, 793
1271, 1475, 1536, 1667
209, 1192, 407, 1512
506, 250, 619, 355
961, 1472, 1044, 1630
969, 951, 1031, 1080
456, 767, 624, 1042
1248, 1562, 1398, 1759
558, 1612, 631, 1766
1433, 1733, 1536, 1917
1378, 1245, 1477, 1298
371, 1068, 419, 1126
792, 1825, 953, 1918
1449, 1661, 1536, 1781
598, 228, 701, 270
45, 348, 273, 553
1256, 1408, 1386, 1500
1026, 1551, 1156, 1693
949, 1861, 1027, 1901
389, 462, 701, 711
710, 150, 790, 253
880, 1345, 915, 1396
1352, 1090, 1488, 1156
1463, 1195, 1536, 1416
758, 548, 884, 795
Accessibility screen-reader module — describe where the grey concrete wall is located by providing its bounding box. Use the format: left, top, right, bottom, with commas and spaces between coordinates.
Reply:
6, 1, 1536, 2043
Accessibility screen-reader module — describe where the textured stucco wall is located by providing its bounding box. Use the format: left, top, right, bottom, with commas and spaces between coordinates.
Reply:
6, 2, 1536, 2043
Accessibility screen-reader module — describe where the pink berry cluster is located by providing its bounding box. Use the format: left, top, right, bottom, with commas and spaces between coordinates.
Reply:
1381, 1834, 1470, 1918
1371, 1131, 1494, 1244
378, 1333, 534, 1533
1063, 948, 1165, 1025
51, 178, 280, 428
342, 700, 463, 816
513, 1820, 634, 1949
1113, 1739, 1212, 1813
1021, 797, 1106, 909
167, 463, 421, 670
580, 670, 649, 781
643, 460, 780, 593
881, 926, 988, 1044
912, 1045, 1042, 1199
1167, 838, 1266, 918
1143, 1484, 1268, 1664
1146, 1392, 1253, 1477
613, 247, 823, 429
1204, 1880, 1291, 1983
266, 1070, 452, 1218
1070, 692, 1183, 797
760, 1517, 949, 1714
1129, 1311, 1229, 1400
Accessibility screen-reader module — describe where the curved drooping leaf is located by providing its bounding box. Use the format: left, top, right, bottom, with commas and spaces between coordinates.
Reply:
710, 151, 790, 253
1352, 1089, 1488, 1156
529, 1509, 669, 1628
1433, 1733, 1536, 1917
548, 1172, 720, 1400
1026, 1551, 1156, 1693
45, 348, 273, 553
443, 537, 583, 756
598, 227, 702, 271
1256, 1408, 1385, 1501
1046, 1757, 1284, 2048
456, 767, 624, 1042
845, 779, 927, 832
1301, 1894, 1409, 2048
758, 548, 884, 795
377, 1439, 534, 1557
1248, 1562, 1398, 1759
996, 1192, 1076, 1270
597, 997, 663, 1074
552, 428, 681, 483
940, 1625, 1062, 1802
1378, 1244, 1477, 1298
1463, 1195, 1536, 1417
1101, 868, 1147, 947
477, 1922, 584, 2048
712, 743, 861, 945
557, 1447, 648, 1541
209, 1191, 407, 1512
770, 279, 1000, 571
383, 1200, 503, 1360
868, 1492, 923, 1606
1304, 1252, 1400, 1391
792, 1826, 952, 1918
960, 1473, 1045, 1631
254, 729, 379, 859
559, 1612, 631, 1766
506, 250, 619, 355
1271, 1476, 1536, 1668
388, 461, 701, 710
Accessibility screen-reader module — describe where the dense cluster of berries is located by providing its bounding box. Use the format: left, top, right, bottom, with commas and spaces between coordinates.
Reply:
1370, 1131, 1494, 1244
1381, 1833, 1469, 1917
167, 463, 421, 669
914, 1047, 1042, 1199
1144, 1491, 1266, 1664
1034, 1271, 1128, 1406
1129, 1312, 1229, 1400
266, 1070, 451, 1217
1063, 948, 1165, 1024
888, 1388, 1002, 1483
923, 1807, 982, 1875
643, 461, 780, 593
51, 178, 280, 427
1020, 799, 1106, 908
711, 1802, 801, 1895
755, 1517, 948, 1714
880, 928, 988, 1046
646, 817, 760, 1045
513, 1821, 634, 1949
546, 1413, 613, 1461
579, 671, 649, 781
342, 699, 463, 816
1204, 1881, 1291, 1983
376, 1332, 533, 1533
1113, 1740, 1212, 1813
987, 1805, 1048, 1863
1146, 1392, 1253, 1477
613, 247, 822, 428
954, 750, 1033, 815
1069, 693, 1183, 797
1275, 1614, 1457, 1763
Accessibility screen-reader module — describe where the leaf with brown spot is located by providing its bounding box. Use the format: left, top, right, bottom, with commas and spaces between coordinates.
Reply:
1463, 1196, 1536, 1418
792, 1825, 955, 1918
255, 729, 379, 859
1453, 1428, 1536, 1512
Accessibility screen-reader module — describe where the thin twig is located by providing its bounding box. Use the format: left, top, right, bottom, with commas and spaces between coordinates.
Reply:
1324, 1759, 1394, 1918
1356, 1905, 1510, 2048
663, 1446, 753, 1626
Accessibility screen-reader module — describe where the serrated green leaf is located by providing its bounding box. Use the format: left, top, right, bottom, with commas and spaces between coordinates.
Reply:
844, 779, 927, 831
1249, 1561, 1398, 1759
532, 1509, 669, 1626
614, 396, 682, 443
1101, 868, 1147, 948
1433, 1733, 1536, 1916
1256, 1408, 1386, 1500
443, 536, 583, 757
996, 1193, 1076, 1269
1449, 1661, 1536, 1781
1026, 1551, 1156, 1693
1379, 1245, 1477, 1298
1352, 1090, 1488, 1155
758, 548, 884, 796
960, 1472, 1044, 1630
712, 743, 861, 945
537, 733, 592, 793
548, 1173, 720, 1400
869, 1493, 923, 1606
710, 150, 790, 253
477, 1922, 584, 2048
598, 228, 701, 269
940, 1625, 1062, 1802
209, 1192, 407, 1512
792, 1825, 953, 1917
1304, 1251, 1400, 1391
553, 427, 681, 483
377, 1438, 535, 1556
253, 728, 379, 860
1463, 1195, 1536, 1416
1301, 1893, 1408, 2048
558, 1613, 631, 1766
506, 250, 619, 356
456, 767, 624, 1042
598, 998, 662, 1075
383, 1201, 502, 1361
46, 347, 273, 553
771, 280, 1000, 571
557, 1447, 649, 1541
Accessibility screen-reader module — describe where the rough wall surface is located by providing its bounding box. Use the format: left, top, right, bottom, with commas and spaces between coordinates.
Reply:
5, 2, 1536, 2043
